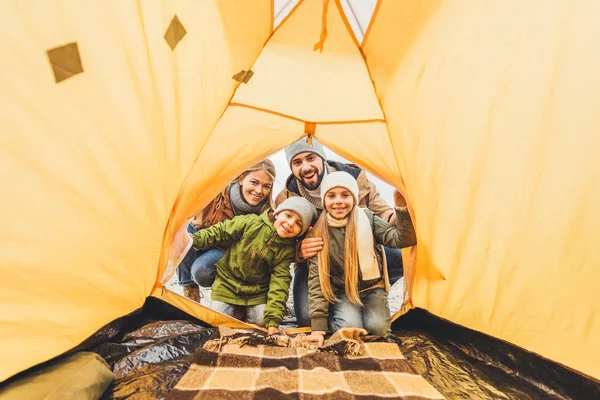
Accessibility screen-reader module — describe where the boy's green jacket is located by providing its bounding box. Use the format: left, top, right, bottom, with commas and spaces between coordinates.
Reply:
192, 211, 296, 328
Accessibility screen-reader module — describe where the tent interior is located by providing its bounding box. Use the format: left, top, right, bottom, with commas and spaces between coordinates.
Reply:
1, 0, 599, 398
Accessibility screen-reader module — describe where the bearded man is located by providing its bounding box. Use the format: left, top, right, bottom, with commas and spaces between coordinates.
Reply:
275, 137, 404, 327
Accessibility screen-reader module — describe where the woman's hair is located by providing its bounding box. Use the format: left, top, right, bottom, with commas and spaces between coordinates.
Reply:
235, 159, 276, 182
312, 201, 363, 306
233, 159, 277, 207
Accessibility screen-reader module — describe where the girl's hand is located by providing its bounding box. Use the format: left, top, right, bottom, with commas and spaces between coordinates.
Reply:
393, 189, 407, 208
388, 213, 398, 225
303, 332, 325, 347
267, 327, 279, 335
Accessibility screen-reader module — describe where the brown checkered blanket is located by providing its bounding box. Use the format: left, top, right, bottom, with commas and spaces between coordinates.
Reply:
167, 327, 444, 399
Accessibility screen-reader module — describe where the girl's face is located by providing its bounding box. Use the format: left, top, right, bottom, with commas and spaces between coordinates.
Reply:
238, 170, 273, 206
274, 210, 303, 238
324, 187, 355, 219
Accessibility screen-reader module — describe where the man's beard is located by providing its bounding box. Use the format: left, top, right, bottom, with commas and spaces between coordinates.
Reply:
300, 168, 325, 190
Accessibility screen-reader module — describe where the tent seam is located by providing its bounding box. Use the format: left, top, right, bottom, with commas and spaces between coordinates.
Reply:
229, 102, 385, 125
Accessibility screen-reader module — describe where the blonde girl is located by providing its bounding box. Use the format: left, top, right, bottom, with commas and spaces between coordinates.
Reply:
305, 171, 416, 344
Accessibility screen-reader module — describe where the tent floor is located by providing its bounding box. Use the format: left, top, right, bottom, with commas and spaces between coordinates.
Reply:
97, 298, 600, 399
8, 298, 599, 399
391, 310, 600, 399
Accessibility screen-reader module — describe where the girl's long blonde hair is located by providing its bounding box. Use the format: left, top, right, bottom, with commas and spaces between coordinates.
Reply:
312, 204, 363, 306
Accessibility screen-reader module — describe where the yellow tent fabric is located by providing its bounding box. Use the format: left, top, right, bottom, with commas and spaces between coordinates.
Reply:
362, 0, 600, 379
0, 0, 273, 381
1, 0, 599, 383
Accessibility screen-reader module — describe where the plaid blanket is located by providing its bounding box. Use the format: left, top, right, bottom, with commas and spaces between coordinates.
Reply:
167, 327, 444, 399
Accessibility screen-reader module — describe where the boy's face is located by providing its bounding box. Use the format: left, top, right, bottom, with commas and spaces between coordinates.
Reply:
274, 210, 303, 239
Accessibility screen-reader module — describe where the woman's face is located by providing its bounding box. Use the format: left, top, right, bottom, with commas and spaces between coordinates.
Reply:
238, 170, 273, 206
324, 187, 355, 219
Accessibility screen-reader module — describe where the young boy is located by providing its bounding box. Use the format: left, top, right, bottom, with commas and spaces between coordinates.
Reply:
191, 197, 317, 333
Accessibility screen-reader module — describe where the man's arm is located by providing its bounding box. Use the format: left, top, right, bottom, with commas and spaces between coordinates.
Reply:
274, 189, 290, 207
356, 171, 395, 222
372, 189, 416, 248
372, 207, 417, 249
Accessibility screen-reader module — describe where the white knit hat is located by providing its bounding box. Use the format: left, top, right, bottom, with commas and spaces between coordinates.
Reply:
274, 197, 317, 236
320, 171, 359, 205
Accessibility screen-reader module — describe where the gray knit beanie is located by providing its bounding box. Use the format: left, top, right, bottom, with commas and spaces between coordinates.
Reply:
274, 197, 317, 236
285, 137, 328, 167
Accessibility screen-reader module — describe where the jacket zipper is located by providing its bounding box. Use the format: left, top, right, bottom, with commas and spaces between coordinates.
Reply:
249, 234, 277, 270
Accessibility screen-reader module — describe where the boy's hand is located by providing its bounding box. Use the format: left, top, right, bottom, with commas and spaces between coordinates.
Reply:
301, 228, 324, 259
303, 332, 325, 347
267, 327, 279, 335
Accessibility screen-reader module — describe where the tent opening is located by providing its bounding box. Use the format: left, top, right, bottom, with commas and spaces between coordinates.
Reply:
160, 141, 412, 328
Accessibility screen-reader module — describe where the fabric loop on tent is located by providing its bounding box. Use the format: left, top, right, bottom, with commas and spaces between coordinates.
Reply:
232, 69, 254, 84
304, 122, 316, 136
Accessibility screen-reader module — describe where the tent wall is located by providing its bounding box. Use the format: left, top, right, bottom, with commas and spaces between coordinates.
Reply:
0, 0, 272, 382
2, 0, 599, 385
363, 0, 600, 379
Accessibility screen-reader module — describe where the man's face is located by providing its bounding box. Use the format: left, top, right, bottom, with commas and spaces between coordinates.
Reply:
290, 152, 325, 190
